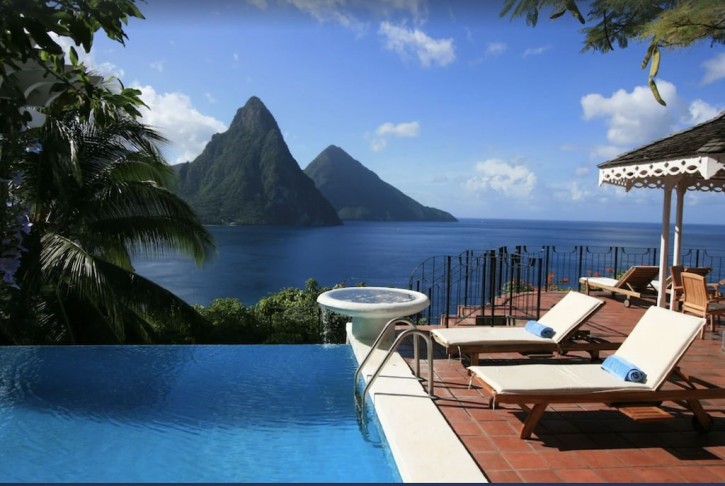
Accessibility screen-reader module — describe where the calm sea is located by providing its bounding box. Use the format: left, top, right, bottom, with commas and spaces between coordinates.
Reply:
133, 219, 725, 306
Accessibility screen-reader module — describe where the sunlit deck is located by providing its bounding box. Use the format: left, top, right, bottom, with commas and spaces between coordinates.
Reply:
401, 291, 725, 482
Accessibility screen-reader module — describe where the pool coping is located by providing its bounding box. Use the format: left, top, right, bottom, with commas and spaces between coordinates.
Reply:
348, 326, 488, 483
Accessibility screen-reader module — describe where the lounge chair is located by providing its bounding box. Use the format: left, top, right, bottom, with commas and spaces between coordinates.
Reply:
468, 306, 725, 439
430, 291, 614, 365
579, 265, 659, 307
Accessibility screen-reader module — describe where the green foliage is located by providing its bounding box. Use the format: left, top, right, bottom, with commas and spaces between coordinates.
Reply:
500, 0, 725, 106
501, 279, 535, 294
194, 279, 350, 345
0, 0, 147, 133
2, 0, 148, 290
1, 112, 216, 344
194, 298, 264, 344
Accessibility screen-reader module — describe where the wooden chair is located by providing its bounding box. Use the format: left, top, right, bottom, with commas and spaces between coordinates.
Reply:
680, 271, 725, 338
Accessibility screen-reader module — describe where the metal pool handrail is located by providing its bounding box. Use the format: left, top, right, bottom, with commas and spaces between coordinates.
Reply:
353, 317, 420, 393
355, 327, 435, 420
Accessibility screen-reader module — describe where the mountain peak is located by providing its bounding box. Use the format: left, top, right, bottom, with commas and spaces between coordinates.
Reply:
305, 146, 457, 222
174, 97, 341, 226
228, 96, 279, 135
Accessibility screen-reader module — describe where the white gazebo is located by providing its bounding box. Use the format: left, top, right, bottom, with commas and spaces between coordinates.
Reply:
597, 111, 725, 308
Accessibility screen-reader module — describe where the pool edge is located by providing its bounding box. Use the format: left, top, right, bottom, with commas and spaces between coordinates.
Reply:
348, 327, 488, 484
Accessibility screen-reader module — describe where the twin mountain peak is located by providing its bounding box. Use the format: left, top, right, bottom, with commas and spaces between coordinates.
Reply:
174, 96, 457, 226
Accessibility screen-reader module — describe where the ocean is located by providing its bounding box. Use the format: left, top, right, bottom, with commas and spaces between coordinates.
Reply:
133, 219, 725, 306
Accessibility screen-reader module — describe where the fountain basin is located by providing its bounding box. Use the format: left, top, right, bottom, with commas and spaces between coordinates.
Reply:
317, 287, 429, 343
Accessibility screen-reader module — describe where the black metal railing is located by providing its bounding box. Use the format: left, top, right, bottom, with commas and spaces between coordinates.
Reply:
409, 245, 725, 327
408, 248, 543, 327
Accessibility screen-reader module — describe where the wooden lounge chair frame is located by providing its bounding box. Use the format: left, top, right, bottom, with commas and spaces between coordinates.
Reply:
431, 292, 616, 366
468, 307, 725, 439
580, 265, 659, 307
472, 366, 725, 439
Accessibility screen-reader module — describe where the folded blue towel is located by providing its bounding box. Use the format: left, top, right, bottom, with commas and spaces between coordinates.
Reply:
524, 320, 555, 338
601, 355, 646, 383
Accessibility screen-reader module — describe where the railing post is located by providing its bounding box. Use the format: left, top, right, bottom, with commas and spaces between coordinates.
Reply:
444, 256, 452, 328
577, 246, 584, 284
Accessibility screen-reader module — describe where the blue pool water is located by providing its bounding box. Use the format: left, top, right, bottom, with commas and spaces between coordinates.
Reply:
0, 345, 401, 483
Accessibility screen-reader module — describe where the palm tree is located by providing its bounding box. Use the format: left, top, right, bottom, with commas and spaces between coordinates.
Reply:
1, 112, 216, 344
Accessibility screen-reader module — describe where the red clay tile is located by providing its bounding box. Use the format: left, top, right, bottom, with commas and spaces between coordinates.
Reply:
471, 451, 510, 471
553, 467, 605, 482
485, 469, 522, 483
632, 466, 686, 483
516, 469, 561, 482
502, 451, 550, 470
460, 435, 497, 452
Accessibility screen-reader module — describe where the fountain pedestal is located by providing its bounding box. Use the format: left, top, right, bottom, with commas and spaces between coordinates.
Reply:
317, 287, 430, 344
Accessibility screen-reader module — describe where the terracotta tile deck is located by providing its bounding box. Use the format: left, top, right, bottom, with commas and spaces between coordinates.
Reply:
400, 291, 725, 483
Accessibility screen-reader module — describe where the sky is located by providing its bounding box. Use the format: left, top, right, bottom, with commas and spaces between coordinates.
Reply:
73, 0, 724, 224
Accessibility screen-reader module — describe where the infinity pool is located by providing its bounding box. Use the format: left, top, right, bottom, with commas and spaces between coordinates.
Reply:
0, 345, 401, 482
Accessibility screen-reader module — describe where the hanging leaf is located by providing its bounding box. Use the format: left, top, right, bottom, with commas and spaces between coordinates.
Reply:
649, 46, 661, 78
649, 78, 666, 106
550, 8, 566, 19
69, 46, 78, 65
641, 43, 656, 69
566, 1, 585, 24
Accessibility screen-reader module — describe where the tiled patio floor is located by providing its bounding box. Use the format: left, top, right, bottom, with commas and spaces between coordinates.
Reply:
401, 291, 725, 483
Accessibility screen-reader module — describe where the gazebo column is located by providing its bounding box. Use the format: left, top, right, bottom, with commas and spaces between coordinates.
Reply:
657, 181, 674, 308
669, 182, 686, 310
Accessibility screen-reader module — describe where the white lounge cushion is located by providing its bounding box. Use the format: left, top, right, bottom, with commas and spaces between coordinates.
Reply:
468, 363, 653, 394
613, 305, 704, 389
431, 291, 602, 347
432, 327, 553, 347
579, 276, 619, 287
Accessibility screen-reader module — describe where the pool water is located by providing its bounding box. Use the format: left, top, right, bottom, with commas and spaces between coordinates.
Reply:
0, 345, 401, 483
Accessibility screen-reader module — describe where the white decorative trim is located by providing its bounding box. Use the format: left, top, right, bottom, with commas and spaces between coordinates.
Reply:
599, 156, 725, 192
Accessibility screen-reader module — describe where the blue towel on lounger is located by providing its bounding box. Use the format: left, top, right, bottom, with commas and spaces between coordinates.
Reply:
524, 320, 555, 338
601, 355, 646, 383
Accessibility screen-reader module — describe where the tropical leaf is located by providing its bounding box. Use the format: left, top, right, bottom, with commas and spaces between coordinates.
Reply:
648, 78, 667, 106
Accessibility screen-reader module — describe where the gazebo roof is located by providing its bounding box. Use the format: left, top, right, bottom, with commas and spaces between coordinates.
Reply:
597, 111, 725, 192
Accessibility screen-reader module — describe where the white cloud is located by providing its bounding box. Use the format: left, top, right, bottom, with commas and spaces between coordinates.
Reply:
687, 99, 719, 124
556, 181, 590, 202
203, 92, 218, 104
375, 121, 420, 137
465, 159, 537, 199
134, 84, 227, 164
485, 42, 507, 58
581, 80, 678, 146
575, 166, 590, 177
701, 52, 725, 85
378, 21, 455, 67
591, 144, 624, 161
370, 120, 419, 151
523, 45, 550, 58
270, 0, 427, 28
149, 60, 165, 72
286, 0, 363, 30
370, 139, 388, 152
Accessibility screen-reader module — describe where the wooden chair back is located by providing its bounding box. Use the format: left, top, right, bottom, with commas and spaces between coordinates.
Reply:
681, 272, 709, 316
619, 266, 659, 291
